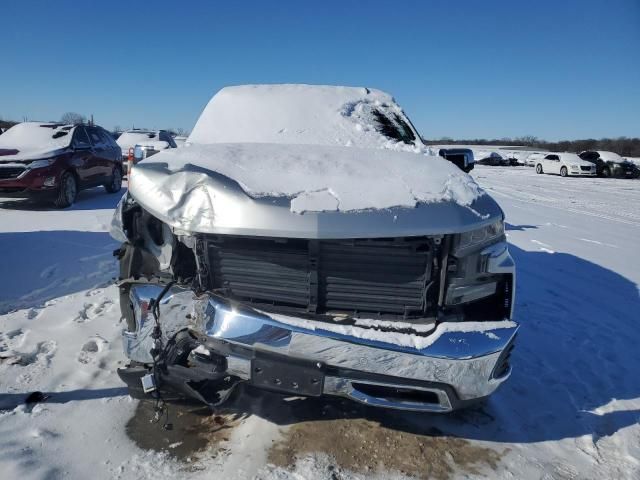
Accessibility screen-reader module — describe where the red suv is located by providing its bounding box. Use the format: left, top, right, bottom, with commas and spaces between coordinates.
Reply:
0, 122, 123, 208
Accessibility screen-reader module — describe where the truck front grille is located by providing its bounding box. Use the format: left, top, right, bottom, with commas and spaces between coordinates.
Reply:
207, 236, 437, 318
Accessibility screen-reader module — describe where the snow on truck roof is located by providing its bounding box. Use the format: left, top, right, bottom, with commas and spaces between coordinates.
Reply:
116, 130, 160, 150
187, 84, 422, 150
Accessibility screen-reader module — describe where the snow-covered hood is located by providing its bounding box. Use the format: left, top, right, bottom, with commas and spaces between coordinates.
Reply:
126, 143, 501, 238
561, 154, 595, 167
0, 146, 67, 162
0, 122, 73, 162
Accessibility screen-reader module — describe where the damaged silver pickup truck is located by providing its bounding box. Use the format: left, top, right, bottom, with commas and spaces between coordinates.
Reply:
110, 84, 518, 412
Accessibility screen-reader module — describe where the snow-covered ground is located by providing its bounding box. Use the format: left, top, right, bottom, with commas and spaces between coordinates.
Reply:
1, 167, 639, 479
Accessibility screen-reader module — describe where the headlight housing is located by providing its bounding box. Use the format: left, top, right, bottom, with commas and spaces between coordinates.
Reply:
26, 158, 55, 169
454, 219, 505, 255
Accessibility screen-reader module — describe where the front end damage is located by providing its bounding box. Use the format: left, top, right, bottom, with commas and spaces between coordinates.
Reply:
112, 192, 518, 413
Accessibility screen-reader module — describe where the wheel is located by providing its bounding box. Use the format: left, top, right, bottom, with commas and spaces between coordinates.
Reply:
104, 166, 122, 193
536, 164, 543, 174
54, 171, 77, 208
602, 167, 611, 178
560, 166, 568, 177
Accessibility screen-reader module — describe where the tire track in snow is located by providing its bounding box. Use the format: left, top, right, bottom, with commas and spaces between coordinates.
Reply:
484, 184, 640, 227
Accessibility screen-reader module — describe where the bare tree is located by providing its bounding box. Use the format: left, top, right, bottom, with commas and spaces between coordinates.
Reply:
60, 112, 86, 125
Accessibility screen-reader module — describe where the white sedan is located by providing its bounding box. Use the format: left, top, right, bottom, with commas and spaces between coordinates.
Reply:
525, 152, 545, 167
535, 153, 596, 177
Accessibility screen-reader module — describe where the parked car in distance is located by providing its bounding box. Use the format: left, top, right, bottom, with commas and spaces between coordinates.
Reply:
112, 84, 517, 414
525, 152, 545, 167
116, 129, 177, 173
627, 157, 640, 168
476, 151, 507, 166
437, 148, 474, 172
0, 122, 123, 207
535, 152, 596, 177
173, 135, 188, 148
578, 151, 640, 178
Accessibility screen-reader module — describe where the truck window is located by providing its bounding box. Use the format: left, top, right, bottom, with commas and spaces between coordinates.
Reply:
371, 110, 416, 145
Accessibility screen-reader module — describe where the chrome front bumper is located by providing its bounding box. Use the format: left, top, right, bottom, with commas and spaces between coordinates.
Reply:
123, 284, 518, 412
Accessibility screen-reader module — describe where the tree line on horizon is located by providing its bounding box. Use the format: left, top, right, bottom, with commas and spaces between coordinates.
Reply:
423, 135, 640, 157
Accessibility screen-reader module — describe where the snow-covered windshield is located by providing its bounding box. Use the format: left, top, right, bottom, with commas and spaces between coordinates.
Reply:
187, 84, 422, 150
560, 153, 584, 162
0, 122, 73, 151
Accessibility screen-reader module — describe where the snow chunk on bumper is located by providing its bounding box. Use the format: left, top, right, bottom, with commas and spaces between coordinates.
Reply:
128, 143, 483, 218
264, 311, 517, 351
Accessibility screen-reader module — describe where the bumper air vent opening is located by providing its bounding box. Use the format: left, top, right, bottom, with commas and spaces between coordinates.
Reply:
351, 382, 441, 405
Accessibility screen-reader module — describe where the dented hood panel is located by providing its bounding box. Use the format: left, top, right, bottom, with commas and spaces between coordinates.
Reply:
125, 143, 502, 238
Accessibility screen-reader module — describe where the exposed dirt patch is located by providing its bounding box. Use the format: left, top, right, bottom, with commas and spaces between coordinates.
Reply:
268, 416, 504, 480
125, 387, 505, 478
125, 400, 246, 460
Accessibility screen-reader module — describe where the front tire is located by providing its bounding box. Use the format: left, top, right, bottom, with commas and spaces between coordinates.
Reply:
602, 167, 611, 178
104, 167, 122, 193
560, 166, 568, 177
54, 171, 78, 208
536, 164, 543, 174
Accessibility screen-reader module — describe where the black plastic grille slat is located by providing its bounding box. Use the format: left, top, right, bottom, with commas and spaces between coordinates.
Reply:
208, 237, 432, 316
210, 241, 309, 307
0, 167, 25, 179
320, 242, 428, 315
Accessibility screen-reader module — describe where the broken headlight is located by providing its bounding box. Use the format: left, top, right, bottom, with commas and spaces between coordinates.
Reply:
454, 219, 505, 255
444, 219, 513, 314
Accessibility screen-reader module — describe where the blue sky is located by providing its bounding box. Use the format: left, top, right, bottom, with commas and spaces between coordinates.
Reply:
2, 0, 638, 140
